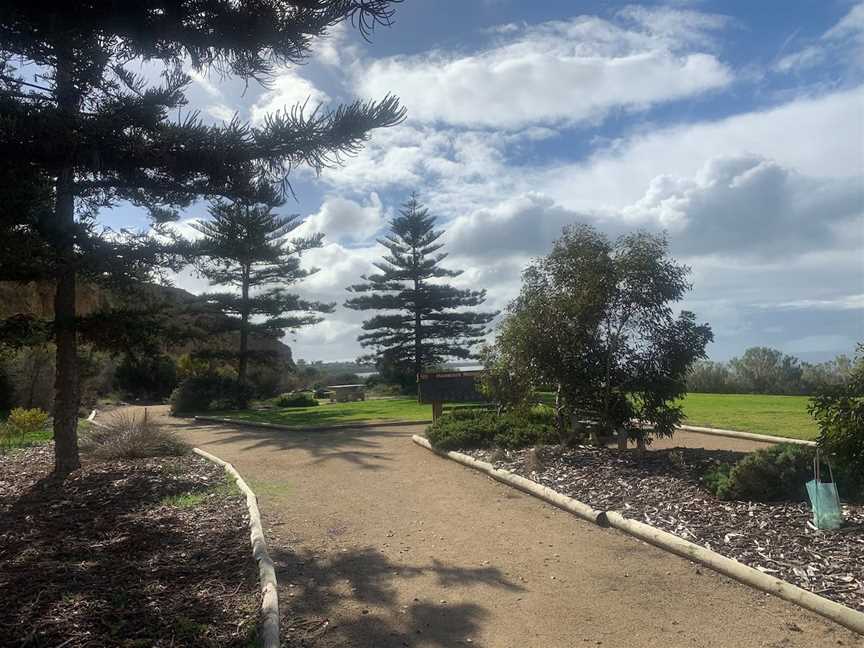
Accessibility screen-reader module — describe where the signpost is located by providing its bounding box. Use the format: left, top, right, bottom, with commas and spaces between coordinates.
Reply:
417, 370, 486, 421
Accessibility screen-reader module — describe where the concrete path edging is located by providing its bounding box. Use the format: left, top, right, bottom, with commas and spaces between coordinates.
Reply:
411, 436, 603, 525
411, 435, 864, 636
675, 424, 817, 447
193, 447, 280, 648
194, 415, 433, 433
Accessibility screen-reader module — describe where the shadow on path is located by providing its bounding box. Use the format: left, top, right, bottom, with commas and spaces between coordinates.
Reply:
270, 544, 523, 647
169, 416, 407, 471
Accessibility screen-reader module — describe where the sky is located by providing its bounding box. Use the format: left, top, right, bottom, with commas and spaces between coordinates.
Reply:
108, 0, 864, 363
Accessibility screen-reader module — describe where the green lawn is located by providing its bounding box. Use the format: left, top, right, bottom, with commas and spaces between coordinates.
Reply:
211, 392, 818, 440
208, 399, 478, 428
678, 393, 817, 440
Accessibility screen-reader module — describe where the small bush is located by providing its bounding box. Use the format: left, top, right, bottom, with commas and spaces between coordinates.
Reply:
703, 443, 815, 501
8, 407, 50, 436
274, 391, 319, 408
809, 347, 864, 496
170, 376, 251, 414
426, 406, 556, 451
80, 412, 189, 459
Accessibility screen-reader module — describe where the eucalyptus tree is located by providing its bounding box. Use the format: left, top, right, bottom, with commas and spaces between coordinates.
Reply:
0, 0, 406, 473
345, 195, 497, 386
191, 201, 332, 399
498, 224, 713, 448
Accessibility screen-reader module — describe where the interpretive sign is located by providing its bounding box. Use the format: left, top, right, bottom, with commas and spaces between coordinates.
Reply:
417, 370, 486, 420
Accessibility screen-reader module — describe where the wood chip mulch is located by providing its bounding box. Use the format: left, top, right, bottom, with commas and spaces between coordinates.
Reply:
0, 445, 259, 647
467, 444, 864, 612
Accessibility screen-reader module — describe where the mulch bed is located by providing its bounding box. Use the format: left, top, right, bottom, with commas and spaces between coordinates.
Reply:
467, 444, 864, 612
0, 445, 259, 647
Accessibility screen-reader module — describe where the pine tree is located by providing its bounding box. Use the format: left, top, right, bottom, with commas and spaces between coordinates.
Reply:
0, 1, 405, 473
191, 201, 332, 399
345, 195, 497, 384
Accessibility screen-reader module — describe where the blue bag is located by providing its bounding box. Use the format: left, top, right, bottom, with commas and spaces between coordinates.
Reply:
805, 452, 843, 530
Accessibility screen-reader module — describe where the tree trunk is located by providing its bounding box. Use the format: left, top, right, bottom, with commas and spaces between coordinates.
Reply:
238, 270, 250, 388
237, 268, 250, 407
52, 53, 81, 475
413, 272, 422, 381
53, 165, 80, 474
616, 428, 628, 451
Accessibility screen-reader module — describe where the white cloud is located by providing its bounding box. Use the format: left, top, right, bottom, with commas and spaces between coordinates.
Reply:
310, 22, 357, 68
206, 103, 235, 122
775, 1, 864, 72
620, 155, 864, 257
321, 85, 863, 226
615, 5, 731, 50
537, 86, 864, 211
770, 294, 864, 311
294, 242, 379, 303
188, 69, 222, 98
296, 193, 386, 244
357, 14, 732, 129
444, 155, 863, 262
776, 46, 824, 73
249, 69, 330, 125
445, 193, 585, 259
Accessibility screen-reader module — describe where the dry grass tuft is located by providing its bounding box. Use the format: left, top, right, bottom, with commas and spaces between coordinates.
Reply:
523, 446, 545, 474
80, 412, 189, 460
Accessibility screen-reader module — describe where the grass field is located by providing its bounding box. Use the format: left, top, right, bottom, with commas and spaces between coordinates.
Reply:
212, 392, 818, 440
209, 399, 479, 428
678, 393, 816, 440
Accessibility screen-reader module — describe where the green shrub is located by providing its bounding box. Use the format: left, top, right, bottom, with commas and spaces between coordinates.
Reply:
8, 407, 50, 436
426, 406, 556, 451
169, 376, 251, 414
80, 412, 188, 459
703, 443, 815, 501
809, 346, 864, 496
274, 391, 319, 408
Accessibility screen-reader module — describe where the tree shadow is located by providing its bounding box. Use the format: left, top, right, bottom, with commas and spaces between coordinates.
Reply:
169, 416, 408, 471
0, 454, 258, 647
270, 544, 522, 647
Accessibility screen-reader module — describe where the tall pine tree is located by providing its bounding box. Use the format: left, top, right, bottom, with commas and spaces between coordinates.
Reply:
0, 1, 405, 473
191, 201, 332, 399
345, 195, 496, 384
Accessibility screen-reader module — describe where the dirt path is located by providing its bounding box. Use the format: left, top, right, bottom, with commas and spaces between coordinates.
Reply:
139, 407, 861, 647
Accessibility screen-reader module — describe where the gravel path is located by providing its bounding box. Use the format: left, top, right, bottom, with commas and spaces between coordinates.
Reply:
141, 407, 863, 648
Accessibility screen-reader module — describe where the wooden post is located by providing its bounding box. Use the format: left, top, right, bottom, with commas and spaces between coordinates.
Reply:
432, 400, 443, 422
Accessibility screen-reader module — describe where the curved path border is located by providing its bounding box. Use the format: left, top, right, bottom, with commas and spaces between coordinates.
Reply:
411, 435, 863, 636
676, 423, 816, 447
194, 447, 280, 648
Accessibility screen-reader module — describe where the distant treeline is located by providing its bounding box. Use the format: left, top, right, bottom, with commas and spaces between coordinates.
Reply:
294, 359, 375, 376
687, 346, 854, 395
